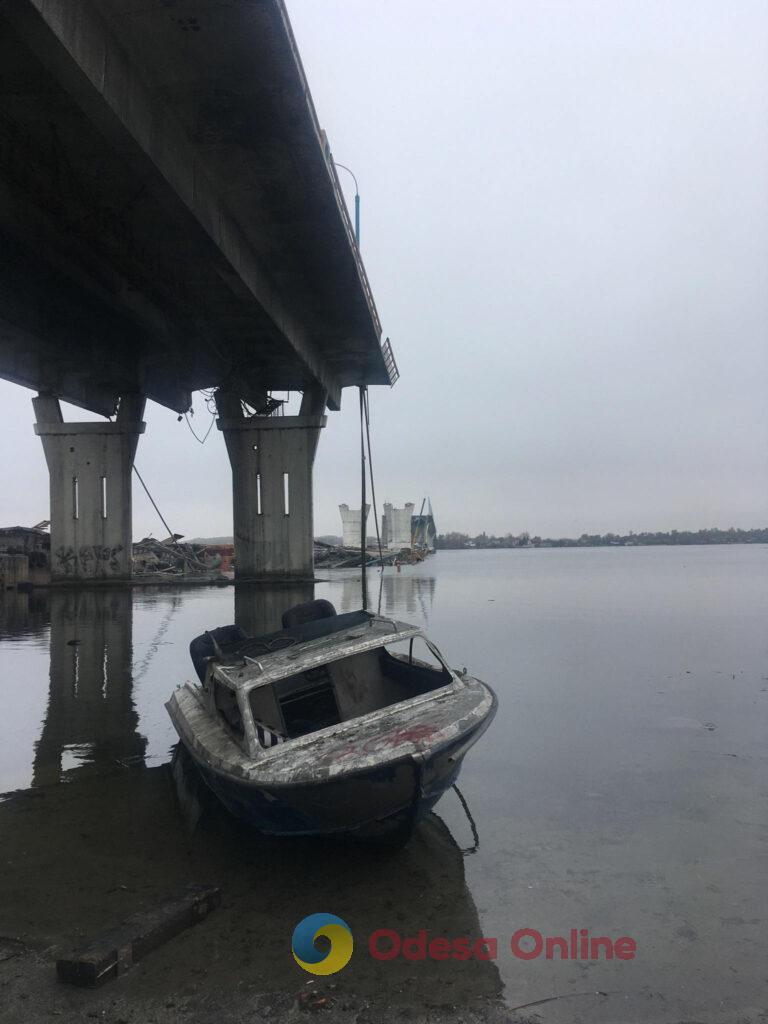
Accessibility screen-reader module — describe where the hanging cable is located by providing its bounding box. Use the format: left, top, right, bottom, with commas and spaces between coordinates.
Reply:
363, 388, 384, 570
359, 386, 386, 615
359, 386, 367, 611
183, 410, 216, 445
132, 465, 180, 546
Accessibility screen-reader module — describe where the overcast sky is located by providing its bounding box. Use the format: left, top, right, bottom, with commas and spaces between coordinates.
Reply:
1, 0, 767, 539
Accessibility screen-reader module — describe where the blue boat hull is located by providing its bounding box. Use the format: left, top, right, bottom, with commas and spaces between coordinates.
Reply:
178, 718, 485, 841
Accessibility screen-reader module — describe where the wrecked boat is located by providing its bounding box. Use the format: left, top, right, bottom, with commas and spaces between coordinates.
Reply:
165, 600, 497, 841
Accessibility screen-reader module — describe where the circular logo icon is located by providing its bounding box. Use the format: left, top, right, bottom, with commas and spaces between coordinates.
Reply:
292, 913, 354, 975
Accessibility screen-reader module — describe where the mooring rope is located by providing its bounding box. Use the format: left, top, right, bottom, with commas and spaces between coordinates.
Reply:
452, 783, 480, 855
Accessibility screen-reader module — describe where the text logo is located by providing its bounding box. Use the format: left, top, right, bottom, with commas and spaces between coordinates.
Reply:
292, 913, 354, 975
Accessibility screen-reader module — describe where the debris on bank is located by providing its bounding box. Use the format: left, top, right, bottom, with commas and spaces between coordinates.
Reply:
0, 526, 430, 589
132, 536, 233, 580
0, 525, 234, 588
313, 540, 428, 569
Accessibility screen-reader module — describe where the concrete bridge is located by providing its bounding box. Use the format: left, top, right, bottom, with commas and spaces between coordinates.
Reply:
0, 0, 395, 581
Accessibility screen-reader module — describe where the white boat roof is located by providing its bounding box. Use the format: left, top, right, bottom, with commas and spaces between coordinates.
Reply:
214, 615, 423, 694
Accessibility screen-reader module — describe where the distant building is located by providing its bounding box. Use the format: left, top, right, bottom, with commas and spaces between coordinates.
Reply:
0, 526, 50, 562
0, 526, 51, 586
339, 504, 370, 549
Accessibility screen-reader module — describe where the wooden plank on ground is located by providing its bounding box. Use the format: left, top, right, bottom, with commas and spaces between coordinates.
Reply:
56, 884, 221, 987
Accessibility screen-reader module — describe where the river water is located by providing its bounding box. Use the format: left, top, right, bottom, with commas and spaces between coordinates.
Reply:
0, 546, 766, 1022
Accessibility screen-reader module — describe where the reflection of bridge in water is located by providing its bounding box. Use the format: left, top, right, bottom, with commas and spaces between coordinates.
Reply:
232, 575, 438, 636
234, 581, 315, 637
0, 589, 50, 640
32, 590, 146, 786
333, 572, 437, 622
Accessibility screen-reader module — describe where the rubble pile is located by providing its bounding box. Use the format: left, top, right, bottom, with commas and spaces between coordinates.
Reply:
133, 537, 231, 579
313, 541, 427, 569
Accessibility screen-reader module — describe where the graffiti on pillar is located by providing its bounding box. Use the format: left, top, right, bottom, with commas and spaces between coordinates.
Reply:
54, 546, 78, 575
78, 544, 95, 575
102, 545, 124, 574
54, 545, 124, 576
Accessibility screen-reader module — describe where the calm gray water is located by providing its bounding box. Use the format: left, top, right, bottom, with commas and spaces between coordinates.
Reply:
1, 546, 766, 1021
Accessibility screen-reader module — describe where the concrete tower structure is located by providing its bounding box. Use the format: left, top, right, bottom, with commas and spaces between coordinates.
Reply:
382, 502, 415, 551
339, 504, 370, 549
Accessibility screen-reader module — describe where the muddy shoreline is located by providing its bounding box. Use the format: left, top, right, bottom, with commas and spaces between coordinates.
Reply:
0, 765, 513, 1024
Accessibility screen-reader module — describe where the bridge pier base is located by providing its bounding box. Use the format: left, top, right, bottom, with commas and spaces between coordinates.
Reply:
218, 391, 326, 580
33, 395, 146, 582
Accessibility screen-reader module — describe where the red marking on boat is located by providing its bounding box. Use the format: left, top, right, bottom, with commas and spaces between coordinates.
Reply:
331, 725, 441, 761
373, 724, 440, 748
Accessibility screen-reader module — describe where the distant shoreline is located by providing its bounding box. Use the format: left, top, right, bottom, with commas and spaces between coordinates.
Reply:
434, 540, 767, 550
436, 528, 768, 551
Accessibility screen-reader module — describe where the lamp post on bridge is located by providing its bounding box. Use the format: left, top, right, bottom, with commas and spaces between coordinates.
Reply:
334, 161, 368, 609
334, 162, 360, 246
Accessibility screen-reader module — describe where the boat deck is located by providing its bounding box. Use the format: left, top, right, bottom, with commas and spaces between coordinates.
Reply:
169, 675, 495, 787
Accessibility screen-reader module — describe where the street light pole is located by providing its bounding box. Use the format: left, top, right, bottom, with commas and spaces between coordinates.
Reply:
335, 161, 367, 607
334, 162, 360, 246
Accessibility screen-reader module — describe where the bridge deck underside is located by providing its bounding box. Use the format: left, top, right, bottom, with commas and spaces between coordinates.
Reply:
0, 0, 388, 415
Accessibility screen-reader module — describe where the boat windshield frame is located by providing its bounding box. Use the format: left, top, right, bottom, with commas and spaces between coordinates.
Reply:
204, 617, 459, 759
213, 617, 450, 695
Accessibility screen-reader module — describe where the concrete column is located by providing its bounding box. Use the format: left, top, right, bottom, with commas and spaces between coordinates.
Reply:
339, 503, 370, 548
33, 394, 146, 582
217, 390, 326, 580
383, 502, 415, 550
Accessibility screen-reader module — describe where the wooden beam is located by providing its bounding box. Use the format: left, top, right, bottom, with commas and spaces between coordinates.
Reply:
56, 885, 221, 988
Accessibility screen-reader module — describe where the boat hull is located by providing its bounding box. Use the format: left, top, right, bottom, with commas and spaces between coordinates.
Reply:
175, 703, 494, 840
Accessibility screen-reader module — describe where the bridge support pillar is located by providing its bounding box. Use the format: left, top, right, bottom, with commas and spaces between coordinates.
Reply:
217, 390, 326, 580
33, 395, 146, 582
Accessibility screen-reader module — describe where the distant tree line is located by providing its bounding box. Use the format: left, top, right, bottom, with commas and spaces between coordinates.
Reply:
435, 527, 768, 550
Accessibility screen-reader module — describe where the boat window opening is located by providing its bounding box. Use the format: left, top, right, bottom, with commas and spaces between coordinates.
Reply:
277, 665, 340, 738
213, 682, 245, 739
72, 476, 79, 520
100, 476, 107, 519
255, 641, 452, 741
256, 472, 262, 515
283, 472, 290, 515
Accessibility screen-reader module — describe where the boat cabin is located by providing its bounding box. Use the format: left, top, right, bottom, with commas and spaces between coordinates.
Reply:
189, 607, 457, 759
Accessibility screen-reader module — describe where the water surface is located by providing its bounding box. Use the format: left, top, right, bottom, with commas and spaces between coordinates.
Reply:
1, 546, 766, 1021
